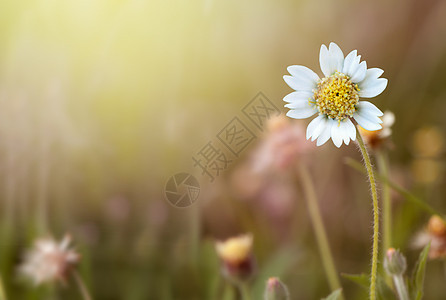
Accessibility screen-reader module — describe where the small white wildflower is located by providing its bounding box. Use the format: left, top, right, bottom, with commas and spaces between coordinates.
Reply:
379, 111, 395, 139
19, 234, 80, 285
358, 110, 395, 148
283, 42, 388, 147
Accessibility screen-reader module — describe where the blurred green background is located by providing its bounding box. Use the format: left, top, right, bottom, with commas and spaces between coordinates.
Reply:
0, 0, 445, 299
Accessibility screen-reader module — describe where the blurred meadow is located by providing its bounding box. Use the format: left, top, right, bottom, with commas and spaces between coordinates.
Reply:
0, 0, 446, 299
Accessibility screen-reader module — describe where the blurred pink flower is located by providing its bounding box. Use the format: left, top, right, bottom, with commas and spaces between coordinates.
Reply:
105, 195, 130, 223
230, 116, 313, 233
251, 115, 313, 173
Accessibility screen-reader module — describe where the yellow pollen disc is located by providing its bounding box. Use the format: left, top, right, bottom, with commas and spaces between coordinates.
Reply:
313, 72, 359, 121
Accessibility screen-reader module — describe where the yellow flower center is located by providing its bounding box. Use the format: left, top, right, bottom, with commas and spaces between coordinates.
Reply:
313, 72, 359, 121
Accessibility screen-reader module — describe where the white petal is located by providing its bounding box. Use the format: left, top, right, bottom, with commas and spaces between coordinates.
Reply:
330, 119, 355, 147
344, 52, 362, 78
362, 67, 384, 80
329, 43, 344, 72
350, 61, 367, 83
356, 101, 383, 117
311, 117, 329, 141
286, 107, 317, 119
356, 102, 384, 125
359, 109, 383, 124
306, 115, 324, 140
316, 119, 335, 146
342, 50, 358, 75
331, 122, 344, 148
285, 100, 311, 109
357, 68, 387, 98
319, 42, 344, 77
343, 118, 356, 143
359, 78, 388, 98
283, 91, 313, 104
353, 112, 382, 131
283, 76, 304, 92
287, 65, 320, 88
349, 122, 357, 142
319, 44, 330, 77
283, 66, 319, 92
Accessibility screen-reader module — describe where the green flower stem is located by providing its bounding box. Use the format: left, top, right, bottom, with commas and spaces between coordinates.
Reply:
239, 282, 251, 300
73, 271, 92, 300
0, 274, 7, 300
298, 164, 343, 299
377, 151, 392, 285
189, 203, 200, 265
443, 260, 446, 283
393, 274, 410, 300
356, 127, 379, 300
36, 141, 50, 235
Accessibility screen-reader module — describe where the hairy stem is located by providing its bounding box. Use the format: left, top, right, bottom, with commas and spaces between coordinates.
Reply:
298, 164, 343, 299
356, 128, 379, 300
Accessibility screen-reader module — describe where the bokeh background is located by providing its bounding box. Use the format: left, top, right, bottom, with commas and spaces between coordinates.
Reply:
0, 0, 445, 299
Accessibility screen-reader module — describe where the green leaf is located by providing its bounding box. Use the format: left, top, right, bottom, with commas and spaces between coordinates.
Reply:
377, 275, 397, 300
410, 243, 430, 300
321, 289, 342, 300
341, 273, 369, 290
342, 273, 396, 300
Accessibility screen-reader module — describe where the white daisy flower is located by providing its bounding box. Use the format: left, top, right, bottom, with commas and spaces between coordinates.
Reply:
283, 42, 388, 147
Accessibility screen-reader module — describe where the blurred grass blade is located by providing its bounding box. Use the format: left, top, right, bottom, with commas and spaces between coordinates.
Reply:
410, 243, 430, 300
252, 247, 300, 300
0, 274, 6, 300
321, 288, 342, 300
221, 283, 235, 300
199, 240, 221, 300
